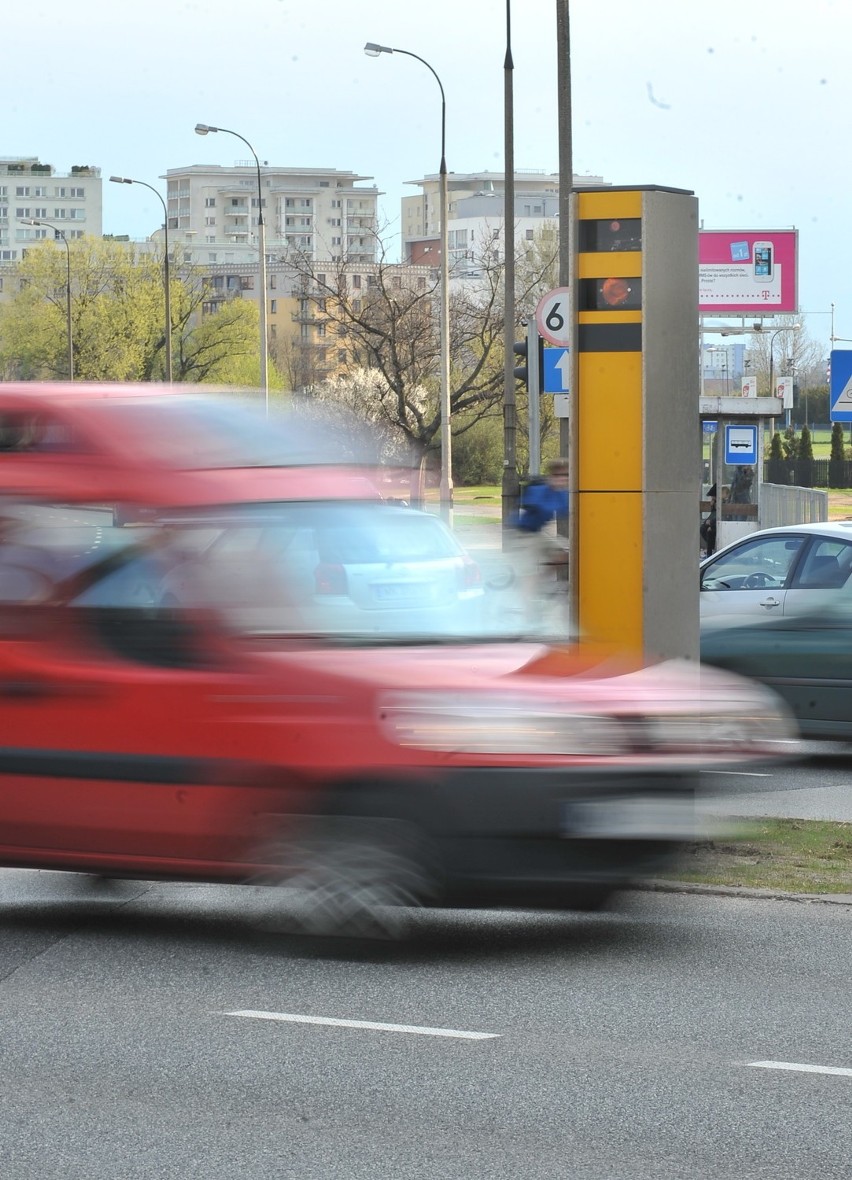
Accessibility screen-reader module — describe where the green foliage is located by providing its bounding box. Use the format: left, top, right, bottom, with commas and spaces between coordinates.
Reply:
767, 431, 788, 484
829, 421, 847, 488
451, 411, 503, 485
0, 236, 280, 389
795, 422, 814, 487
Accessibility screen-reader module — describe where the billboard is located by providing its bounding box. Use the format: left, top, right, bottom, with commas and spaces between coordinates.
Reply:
698, 229, 798, 315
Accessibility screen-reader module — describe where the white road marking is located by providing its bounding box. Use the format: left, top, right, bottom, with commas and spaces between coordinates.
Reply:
749, 1060, 852, 1078
223, 1009, 501, 1040
704, 770, 773, 778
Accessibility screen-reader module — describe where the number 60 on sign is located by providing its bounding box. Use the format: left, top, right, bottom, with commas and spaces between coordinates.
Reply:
535, 287, 572, 347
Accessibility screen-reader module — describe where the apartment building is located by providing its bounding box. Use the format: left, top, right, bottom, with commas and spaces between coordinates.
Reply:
198, 256, 434, 392
0, 158, 103, 261
163, 164, 381, 267
402, 170, 607, 268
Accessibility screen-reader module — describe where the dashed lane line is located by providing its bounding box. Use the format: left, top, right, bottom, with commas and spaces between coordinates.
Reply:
222, 1009, 501, 1041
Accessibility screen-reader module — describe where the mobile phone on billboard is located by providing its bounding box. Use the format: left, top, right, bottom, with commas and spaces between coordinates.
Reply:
753, 242, 773, 282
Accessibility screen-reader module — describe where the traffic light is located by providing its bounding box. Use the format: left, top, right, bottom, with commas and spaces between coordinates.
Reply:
512, 320, 542, 397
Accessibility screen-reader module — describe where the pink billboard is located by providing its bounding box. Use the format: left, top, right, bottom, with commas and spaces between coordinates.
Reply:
698, 229, 798, 315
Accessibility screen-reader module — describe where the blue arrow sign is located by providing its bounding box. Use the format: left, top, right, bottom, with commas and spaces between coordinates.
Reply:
542, 346, 570, 394
724, 424, 757, 466
830, 350, 852, 422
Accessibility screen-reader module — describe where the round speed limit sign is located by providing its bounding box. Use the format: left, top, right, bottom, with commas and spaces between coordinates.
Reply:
535, 287, 571, 347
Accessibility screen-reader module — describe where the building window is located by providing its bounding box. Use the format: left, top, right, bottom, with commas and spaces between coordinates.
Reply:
15, 187, 30, 197
318, 323, 326, 337
352, 274, 361, 288
33, 187, 47, 198
69, 209, 85, 220
332, 237, 341, 245
205, 197, 216, 207
207, 252, 217, 261
53, 209, 67, 219
205, 217, 216, 226
34, 207, 47, 218
55, 187, 68, 198
525, 229, 534, 240
70, 187, 85, 199
331, 199, 341, 208
15, 208, 30, 219
270, 299, 277, 314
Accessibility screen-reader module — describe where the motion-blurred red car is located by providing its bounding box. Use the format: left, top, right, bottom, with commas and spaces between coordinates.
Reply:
0, 386, 798, 937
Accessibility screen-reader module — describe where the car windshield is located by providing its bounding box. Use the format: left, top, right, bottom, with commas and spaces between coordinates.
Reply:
61, 501, 562, 646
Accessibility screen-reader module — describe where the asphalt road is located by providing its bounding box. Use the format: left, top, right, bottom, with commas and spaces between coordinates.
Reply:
2, 870, 852, 1179
700, 742, 852, 823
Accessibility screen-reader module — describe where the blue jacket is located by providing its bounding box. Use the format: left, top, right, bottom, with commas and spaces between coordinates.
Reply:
515, 480, 569, 533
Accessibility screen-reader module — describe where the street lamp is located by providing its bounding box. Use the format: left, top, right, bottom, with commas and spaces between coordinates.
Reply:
20, 218, 73, 379
364, 42, 453, 523
195, 123, 269, 410
110, 176, 173, 383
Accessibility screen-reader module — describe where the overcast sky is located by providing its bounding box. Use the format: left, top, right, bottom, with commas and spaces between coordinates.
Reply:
7, 0, 849, 352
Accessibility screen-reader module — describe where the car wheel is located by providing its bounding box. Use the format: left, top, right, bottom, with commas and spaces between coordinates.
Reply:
251, 814, 436, 940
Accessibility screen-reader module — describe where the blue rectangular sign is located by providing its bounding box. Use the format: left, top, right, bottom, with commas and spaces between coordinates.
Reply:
830, 349, 852, 422
702, 420, 718, 434
542, 346, 570, 394
724, 424, 757, 466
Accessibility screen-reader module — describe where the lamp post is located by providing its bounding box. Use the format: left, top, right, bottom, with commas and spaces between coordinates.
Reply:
20, 218, 72, 379
364, 42, 453, 523
195, 123, 269, 410
110, 176, 173, 382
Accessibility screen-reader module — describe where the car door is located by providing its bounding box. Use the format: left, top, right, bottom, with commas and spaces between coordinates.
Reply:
0, 594, 260, 869
783, 536, 852, 617
700, 532, 807, 622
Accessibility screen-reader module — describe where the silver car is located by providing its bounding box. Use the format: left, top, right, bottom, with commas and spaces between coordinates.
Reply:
700, 520, 852, 626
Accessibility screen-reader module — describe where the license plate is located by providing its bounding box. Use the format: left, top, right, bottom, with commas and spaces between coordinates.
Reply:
563, 797, 695, 840
373, 582, 431, 602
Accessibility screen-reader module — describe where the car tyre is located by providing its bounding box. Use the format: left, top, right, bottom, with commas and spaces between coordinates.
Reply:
251, 814, 436, 941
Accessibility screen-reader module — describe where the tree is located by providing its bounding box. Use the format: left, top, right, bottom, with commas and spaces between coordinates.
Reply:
285, 224, 560, 469
829, 421, 847, 488
0, 237, 280, 388
795, 422, 814, 487
767, 431, 788, 484
744, 315, 823, 397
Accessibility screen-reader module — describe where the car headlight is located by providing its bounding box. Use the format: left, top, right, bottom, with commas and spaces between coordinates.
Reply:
644, 708, 798, 753
379, 693, 629, 756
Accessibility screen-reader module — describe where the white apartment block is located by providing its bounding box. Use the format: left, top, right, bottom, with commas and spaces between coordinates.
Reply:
0, 157, 103, 261
402, 170, 607, 268
163, 164, 381, 267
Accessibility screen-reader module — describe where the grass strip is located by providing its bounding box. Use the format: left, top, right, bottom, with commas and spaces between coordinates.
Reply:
661, 818, 852, 894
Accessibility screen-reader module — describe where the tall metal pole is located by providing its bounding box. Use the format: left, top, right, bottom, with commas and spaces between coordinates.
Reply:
362, 45, 452, 522
502, 0, 519, 533
109, 177, 173, 382
556, 0, 574, 624
195, 124, 269, 411
61, 234, 73, 381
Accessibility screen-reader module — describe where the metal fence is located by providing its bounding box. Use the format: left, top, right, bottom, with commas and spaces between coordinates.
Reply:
759, 482, 828, 529
763, 459, 852, 488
